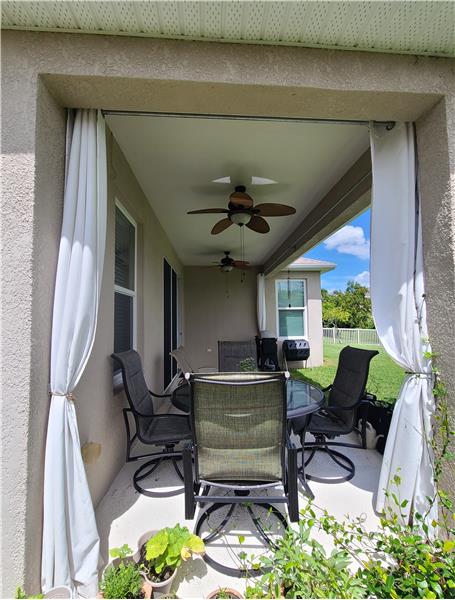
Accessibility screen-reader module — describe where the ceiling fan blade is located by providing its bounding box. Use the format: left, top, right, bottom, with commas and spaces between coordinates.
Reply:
187, 208, 229, 214
254, 203, 296, 216
246, 215, 270, 234
229, 191, 254, 209
211, 218, 233, 235
232, 260, 250, 268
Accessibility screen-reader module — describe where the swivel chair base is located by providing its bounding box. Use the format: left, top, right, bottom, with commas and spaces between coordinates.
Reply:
194, 490, 288, 577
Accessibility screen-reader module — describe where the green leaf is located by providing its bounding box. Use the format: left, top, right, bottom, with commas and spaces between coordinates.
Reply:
146, 529, 169, 561
443, 540, 454, 552
109, 543, 133, 559
238, 535, 245, 544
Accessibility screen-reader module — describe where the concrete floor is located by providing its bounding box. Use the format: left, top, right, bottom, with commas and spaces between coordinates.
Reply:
96, 435, 382, 598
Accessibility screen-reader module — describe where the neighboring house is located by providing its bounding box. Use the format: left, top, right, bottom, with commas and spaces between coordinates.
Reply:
1, 1, 454, 597
264, 257, 336, 367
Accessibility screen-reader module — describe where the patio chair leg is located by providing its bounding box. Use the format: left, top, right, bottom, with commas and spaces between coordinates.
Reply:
183, 443, 195, 519
198, 484, 211, 508
303, 436, 355, 484
287, 446, 300, 520
295, 433, 314, 499
133, 446, 186, 497
171, 457, 184, 481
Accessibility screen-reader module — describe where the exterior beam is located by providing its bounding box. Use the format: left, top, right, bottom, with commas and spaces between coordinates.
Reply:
262, 150, 372, 275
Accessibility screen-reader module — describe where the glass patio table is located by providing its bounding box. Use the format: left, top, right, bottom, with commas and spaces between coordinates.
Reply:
171, 376, 324, 419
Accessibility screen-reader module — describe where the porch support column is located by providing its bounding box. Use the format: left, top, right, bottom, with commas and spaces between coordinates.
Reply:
1, 72, 66, 595
416, 96, 455, 495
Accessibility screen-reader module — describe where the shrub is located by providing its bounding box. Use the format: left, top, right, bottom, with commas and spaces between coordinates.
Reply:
244, 497, 455, 599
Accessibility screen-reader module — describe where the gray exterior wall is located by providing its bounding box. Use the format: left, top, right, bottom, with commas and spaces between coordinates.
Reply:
1, 30, 454, 596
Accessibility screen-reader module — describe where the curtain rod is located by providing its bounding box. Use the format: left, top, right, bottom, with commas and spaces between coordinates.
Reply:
102, 109, 395, 129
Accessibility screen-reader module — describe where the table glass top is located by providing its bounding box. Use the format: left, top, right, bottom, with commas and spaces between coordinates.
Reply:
172, 376, 324, 418
286, 378, 325, 417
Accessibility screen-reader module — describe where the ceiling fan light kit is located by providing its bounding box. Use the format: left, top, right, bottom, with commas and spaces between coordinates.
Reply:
187, 184, 296, 236
230, 211, 252, 226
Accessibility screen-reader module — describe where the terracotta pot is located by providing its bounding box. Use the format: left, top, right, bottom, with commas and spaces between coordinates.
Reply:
135, 530, 177, 595
206, 589, 243, 599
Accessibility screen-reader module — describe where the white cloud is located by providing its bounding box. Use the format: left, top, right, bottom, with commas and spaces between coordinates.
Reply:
323, 225, 370, 260
354, 270, 370, 287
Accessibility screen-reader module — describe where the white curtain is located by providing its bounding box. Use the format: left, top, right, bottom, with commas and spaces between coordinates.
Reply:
42, 109, 107, 595
370, 122, 437, 527
257, 273, 267, 332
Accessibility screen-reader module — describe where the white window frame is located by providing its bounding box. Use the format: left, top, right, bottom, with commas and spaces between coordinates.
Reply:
275, 278, 308, 340
113, 200, 137, 386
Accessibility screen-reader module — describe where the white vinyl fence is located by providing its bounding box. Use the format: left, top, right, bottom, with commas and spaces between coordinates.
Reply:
323, 327, 381, 346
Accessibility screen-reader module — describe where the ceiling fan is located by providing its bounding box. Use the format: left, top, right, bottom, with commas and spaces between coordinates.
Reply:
213, 251, 249, 272
187, 185, 296, 235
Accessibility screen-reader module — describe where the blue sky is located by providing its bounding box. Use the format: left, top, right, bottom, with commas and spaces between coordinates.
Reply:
304, 208, 371, 292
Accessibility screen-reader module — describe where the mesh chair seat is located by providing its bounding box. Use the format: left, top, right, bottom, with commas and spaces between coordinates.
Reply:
293, 410, 349, 437
183, 371, 299, 576
139, 415, 191, 445
193, 373, 284, 482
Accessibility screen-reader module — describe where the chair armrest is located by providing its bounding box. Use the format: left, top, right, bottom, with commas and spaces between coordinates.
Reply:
149, 389, 172, 398
152, 413, 190, 423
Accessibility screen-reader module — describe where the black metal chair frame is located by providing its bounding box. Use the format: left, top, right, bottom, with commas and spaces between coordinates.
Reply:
112, 351, 191, 497
295, 348, 378, 485
183, 373, 299, 577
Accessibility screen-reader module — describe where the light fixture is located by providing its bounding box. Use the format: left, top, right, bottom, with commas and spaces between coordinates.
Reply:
230, 211, 251, 226
221, 264, 234, 272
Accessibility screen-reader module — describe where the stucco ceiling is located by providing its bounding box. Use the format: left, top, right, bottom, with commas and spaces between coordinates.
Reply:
106, 114, 369, 267
2, 1, 454, 58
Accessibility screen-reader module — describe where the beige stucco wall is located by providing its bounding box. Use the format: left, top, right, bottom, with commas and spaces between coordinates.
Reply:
264, 271, 323, 368
1, 29, 454, 596
184, 266, 259, 370
74, 130, 183, 515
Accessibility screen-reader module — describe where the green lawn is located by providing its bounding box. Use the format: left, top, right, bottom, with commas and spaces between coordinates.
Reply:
291, 342, 405, 404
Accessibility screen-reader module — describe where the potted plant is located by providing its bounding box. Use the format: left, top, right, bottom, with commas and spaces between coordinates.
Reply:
136, 525, 205, 594
99, 544, 152, 599
206, 588, 243, 599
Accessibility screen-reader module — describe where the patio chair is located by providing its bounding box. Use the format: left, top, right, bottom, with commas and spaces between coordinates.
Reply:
111, 350, 191, 497
183, 371, 298, 576
291, 346, 378, 484
217, 340, 258, 371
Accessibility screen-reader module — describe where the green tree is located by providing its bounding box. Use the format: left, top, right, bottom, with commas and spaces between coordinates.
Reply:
322, 281, 374, 329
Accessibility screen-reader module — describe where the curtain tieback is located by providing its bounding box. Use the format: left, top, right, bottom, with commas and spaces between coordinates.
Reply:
49, 391, 76, 402
405, 371, 433, 379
